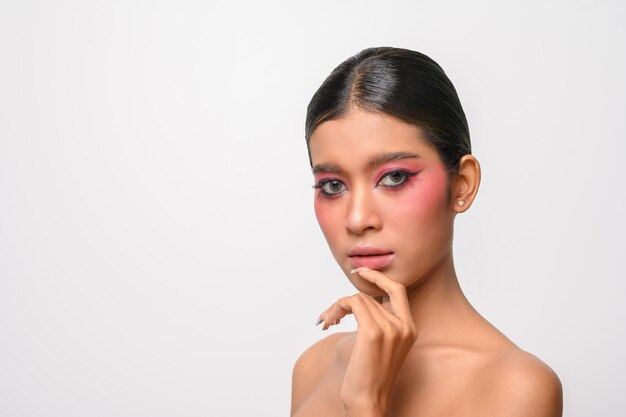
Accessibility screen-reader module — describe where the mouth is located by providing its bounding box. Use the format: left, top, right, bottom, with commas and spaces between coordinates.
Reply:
347, 245, 394, 269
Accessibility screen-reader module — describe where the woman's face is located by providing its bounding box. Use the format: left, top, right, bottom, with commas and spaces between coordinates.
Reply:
308, 107, 456, 296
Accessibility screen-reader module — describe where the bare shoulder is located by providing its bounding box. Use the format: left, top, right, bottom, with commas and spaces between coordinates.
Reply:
290, 332, 352, 416
476, 347, 563, 417
292, 331, 349, 381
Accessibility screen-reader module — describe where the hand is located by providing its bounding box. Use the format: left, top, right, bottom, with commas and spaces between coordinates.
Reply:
316, 267, 418, 416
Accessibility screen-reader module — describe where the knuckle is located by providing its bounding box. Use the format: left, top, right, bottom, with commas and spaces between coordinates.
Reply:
399, 326, 412, 340
386, 320, 401, 335
391, 282, 406, 294
394, 322, 410, 338
324, 312, 333, 324
384, 323, 398, 338
364, 327, 383, 342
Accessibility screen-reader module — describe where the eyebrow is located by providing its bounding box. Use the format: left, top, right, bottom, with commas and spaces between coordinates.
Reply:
312, 151, 421, 175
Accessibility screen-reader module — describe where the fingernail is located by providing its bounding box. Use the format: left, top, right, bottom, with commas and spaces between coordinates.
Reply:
350, 267, 371, 274
315, 317, 322, 326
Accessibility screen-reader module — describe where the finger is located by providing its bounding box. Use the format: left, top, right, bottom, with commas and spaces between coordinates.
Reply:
357, 292, 401, 331
351, 267, 412, 323
353, 295, 415, 347
360, 293, 402, 324
362, 294, 418, 344
323, 293, 377, 330
317, 297, 352, 329
321, 297, 351, 329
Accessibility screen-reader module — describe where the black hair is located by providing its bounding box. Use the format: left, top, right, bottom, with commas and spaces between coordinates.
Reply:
305, 47, 471, 174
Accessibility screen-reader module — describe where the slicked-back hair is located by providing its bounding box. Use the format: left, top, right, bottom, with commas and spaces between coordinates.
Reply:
305, 47, 471, 174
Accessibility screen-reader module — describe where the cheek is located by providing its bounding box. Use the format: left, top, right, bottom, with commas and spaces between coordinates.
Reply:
314, 198, 336, 237
386, 168, 449, 226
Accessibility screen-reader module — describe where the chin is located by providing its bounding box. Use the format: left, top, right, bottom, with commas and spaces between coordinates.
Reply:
346, 276, 388, 296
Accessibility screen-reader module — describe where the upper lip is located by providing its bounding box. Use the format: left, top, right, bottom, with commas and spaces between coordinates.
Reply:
348, 245, 393, 256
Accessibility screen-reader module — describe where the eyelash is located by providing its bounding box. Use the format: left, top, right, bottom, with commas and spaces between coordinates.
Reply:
312, 169, 419, 199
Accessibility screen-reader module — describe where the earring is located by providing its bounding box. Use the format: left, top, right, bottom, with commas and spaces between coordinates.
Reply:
456, 200, 465, 207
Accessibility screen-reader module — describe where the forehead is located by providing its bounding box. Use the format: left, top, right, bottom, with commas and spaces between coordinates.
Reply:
308, 108, 439, 167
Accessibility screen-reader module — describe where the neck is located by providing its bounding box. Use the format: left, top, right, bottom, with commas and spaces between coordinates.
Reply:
380, 251, 479, 344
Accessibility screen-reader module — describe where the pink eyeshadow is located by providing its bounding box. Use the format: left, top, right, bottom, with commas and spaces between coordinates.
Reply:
373, 162, 424, 181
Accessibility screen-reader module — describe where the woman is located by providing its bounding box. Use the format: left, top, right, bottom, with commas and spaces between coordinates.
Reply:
290, 47, 563, 417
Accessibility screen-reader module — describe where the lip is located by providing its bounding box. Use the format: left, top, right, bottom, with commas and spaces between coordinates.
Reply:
348, 245, 394, 270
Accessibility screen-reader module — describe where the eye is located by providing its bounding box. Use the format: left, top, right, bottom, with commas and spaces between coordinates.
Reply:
377, 169, 417, 188
313, 179, 347, 197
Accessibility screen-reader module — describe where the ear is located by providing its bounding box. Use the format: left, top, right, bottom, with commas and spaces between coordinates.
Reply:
451, 155, 481, 213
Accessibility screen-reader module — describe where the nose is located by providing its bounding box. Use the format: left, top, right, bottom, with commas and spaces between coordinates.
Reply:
345, 184, 383, 234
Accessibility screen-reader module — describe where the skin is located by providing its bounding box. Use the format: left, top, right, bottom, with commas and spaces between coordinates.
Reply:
290, 106, 563, 417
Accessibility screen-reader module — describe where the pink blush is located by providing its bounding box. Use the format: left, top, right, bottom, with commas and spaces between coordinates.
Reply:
313, 193, 335, 233
312, 175, 337, 224
385, 164, 449, 215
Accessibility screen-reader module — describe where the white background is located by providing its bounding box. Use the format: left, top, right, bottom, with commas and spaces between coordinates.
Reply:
1, 1, 624, 416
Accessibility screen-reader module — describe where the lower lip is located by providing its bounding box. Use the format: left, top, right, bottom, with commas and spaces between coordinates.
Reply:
348, 253, 394, 269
